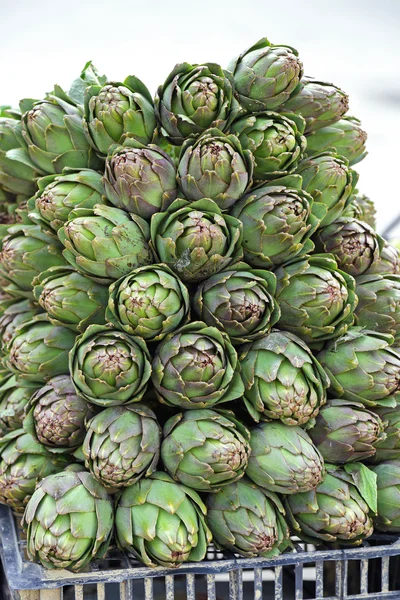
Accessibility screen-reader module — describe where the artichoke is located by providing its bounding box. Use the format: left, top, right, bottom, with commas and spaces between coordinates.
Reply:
33, 266, 108, 332
274, 254, 357, 347
83, 403, 161, 489
106, 264, 190, 341
115, 471, 212, 567
155, 62, 236, 145
230, 179, 321, 268
366, 240, 400, 276
69, 324, 151, 406
228, 37, 303, 112
193, 266, 280, 345
150, 198, 243, 283
33, 168, 105, 231
58, 204, 153, 284
369, 407, 400, 464
206, 478, 291, 557
83, 76, 156, 154
296, 152, 357, 226
308, 399, 385, 464
354, 274, 400, 344
239, 330, 329, 426
305, 116, 368, 166
230, 111, 306, 181
104, 144, 178, 219
246, 421, 325, 494
0, 376, 40, 433
279, 77, 349, 133
285, 463, 376, 545
177, 128, 253, 210
0, 429, 70, 513
371, 460, 400, 532
317, 327, 400, 408
24, 375, 93, 452
343, 193, 376, 229
0, 298, 42, 348
4, 315, 76, 383
152, 321, 244, 409
22, 469, 114, 570
161, 409, 250, 491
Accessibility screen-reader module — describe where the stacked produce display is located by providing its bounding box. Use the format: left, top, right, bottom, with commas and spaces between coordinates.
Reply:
0, 38, 399, 573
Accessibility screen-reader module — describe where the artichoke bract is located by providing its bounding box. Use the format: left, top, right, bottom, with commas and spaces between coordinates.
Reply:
371, 460, 400, 532
246, 421, 325, 494
367, 240, 400, 276
161, 409, 250, 491
4, 315, 76, 383
23, 470, 114, 570
83, 403, 161, 489
0, 429, 70, 513
155, 62, 236, 146
104, 144, 178, 219
239, 330, 329, 426
230, 112, 306, 181
296, 151, 357, 226
285, 463, 376, 545
308, 399, 385, 464
206, 478, 291, 557
230, 179, 321, 268
83, 76, 156, 154
0, 298, 42, 348
24, 375, 93, 452
279, 78, 349, 134
177, 128, 253, 210
32, 168, 106, 231
354, 274, 400, 344
228, 37, 303, 112
305, 116, 368, 166
33, 266, 108, 333
274, 254, 357, 347
58, 204, 153, 284
70, 324, 151, 406
152, 321, 244, 409
106, 264, 190, 341
317, 328, 400, 408
193, 266, 280, 345
369, 407, 400, 464
115, 471, 212, 567
0, 376, 40, 433
150, 198, 243, 283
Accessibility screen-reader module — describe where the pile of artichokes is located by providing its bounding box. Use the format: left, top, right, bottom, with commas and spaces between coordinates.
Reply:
0, 38, 398, 574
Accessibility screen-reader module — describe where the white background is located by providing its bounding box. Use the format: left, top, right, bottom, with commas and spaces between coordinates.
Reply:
1, 0, 399, 233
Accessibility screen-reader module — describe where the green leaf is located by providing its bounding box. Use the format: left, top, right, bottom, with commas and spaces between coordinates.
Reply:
344, 463, 377, 514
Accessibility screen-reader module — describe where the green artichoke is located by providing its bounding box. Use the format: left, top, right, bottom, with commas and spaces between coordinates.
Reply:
0, 224, 66, 299
230, 179, 321, 268
0, 376, 40, 432
58, 204, 153, 284
193, 266, 280, 344
0, 298, 42, 348
83, 76, 156, 154
305, 116, 368, 166
115, 471, 211, 567
371, 460, 400, 532
177, 128, 253, 210
106, 264, 189, 341
104, 144, 177, 220
0, 429, 70, 513
285, 463, 376, 545
33, 266, 108, 332
228, 37, 303, 112
354, 274, 400, 344
246, 421, 325, 494
239, 330, 329, 426
308, 399, 385, 464
230, 112, 306, 181
83, 404, 161, 489
274, 254, 357, 347
369, 407, 400, 464
296, 152, 357, 226
161, 409, 250, 491
279, 78, 349, 134
24, 375, 93, 452
150, 198, 243, 283
343, 193, 376, 229
366, 240, 400, 276
206, 478, 291, 557
23, 469, 114, 570
152, 321, 244, 409
155, 62, 236, 145
317, 327, 400, 408
70, 324, 151, 406
32, 168, 105, 231
4, 315, 76, 383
